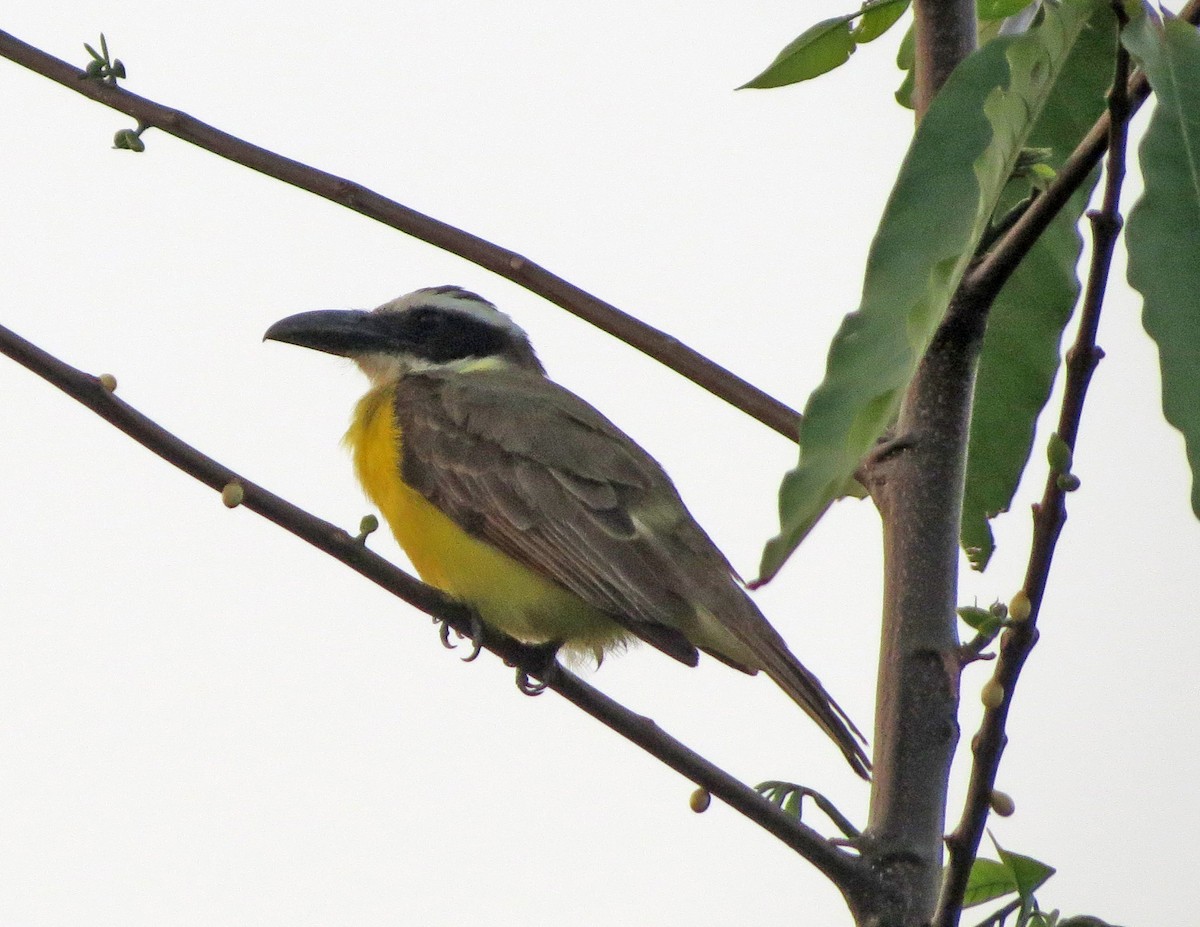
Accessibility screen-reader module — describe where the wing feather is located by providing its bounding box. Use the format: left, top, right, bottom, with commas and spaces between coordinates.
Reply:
396, 369, 700, 635
393, 366, 870, 776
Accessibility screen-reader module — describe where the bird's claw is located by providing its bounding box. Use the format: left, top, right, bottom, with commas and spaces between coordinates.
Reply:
516, 670, 548, 696
513, 640, 561, 697
437, 614, 485, 662
461, 615, 484, 662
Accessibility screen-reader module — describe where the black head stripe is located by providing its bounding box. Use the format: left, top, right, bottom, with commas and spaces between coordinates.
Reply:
377, 304, 543, 371
399, 307, 513, 362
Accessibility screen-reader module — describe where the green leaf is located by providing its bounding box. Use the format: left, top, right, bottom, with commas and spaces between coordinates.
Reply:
855, 0, 911, 43
978, 0, 1039, 20
740, 0, 911, 89
896, 20, 915, 68
895, 67, 916, 108
759, 0, 1107, 582
961, 0, 1115, 569
895, 22, 916, 107
739, 17, 858, 88
1125, 8, 1200, 522
993, 839, 1056, 899
957, 605, 1002, 635
962, 857, 1019, 907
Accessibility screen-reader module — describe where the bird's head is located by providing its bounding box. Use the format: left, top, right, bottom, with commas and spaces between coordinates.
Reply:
264, 286, 544, 384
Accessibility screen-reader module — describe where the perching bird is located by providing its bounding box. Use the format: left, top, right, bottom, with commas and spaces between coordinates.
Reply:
265, 286, 868, 777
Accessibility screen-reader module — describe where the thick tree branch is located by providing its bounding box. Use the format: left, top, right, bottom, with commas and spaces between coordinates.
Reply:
912, 0, 978, 117
0, 28, 800, 442
860, 325, 971, 926
0, 318, 871, 898
863, 3, 1200, 921
854, 2, 978, 924
934, 6, 1133, 924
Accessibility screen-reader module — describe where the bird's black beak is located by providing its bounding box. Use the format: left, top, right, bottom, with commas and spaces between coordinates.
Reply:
263, 309, 388, 357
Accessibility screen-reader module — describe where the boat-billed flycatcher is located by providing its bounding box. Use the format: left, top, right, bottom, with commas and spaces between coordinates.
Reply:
265, 286, 868, 777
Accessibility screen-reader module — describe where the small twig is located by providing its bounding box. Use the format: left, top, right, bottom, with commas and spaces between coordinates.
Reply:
970, 897, 1023, 927
758, 780, 863, 841
958, 631, 998, 666
0, 29, 800, 443
0, 318, 869, 896
934, 6, 1133, 924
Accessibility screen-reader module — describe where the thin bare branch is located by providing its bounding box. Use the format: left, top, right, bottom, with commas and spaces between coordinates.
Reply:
935, 5, 1134, 923
758, 781, 864, 840
0, 29, 800, 442
0, 318, 868, 896
970, 897, 1023, 927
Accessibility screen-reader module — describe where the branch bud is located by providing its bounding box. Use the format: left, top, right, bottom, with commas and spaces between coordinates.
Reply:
981, 678, 1005, 709
1056, 472, 1082, 492
689, 787, 711, 814
113, 128, 145, 152
1047, 432, 1073, 473
989, 789, 1016, 817
221, 481, 245, 508
1008, 590, 1032, 623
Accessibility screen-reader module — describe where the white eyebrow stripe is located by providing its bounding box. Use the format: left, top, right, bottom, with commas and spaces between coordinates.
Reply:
373, 287, 528, 340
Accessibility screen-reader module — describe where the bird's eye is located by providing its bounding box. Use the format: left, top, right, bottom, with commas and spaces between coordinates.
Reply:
407, 308, 444, 336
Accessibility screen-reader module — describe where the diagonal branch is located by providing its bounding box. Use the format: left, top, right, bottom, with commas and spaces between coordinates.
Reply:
0, 28, 800, 442
934, 4, 1135, 923
0, 318, 869, 897
957, 0, 1200, 315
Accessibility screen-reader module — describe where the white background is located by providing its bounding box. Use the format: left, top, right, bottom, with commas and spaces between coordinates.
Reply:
2, 3, 1196, 925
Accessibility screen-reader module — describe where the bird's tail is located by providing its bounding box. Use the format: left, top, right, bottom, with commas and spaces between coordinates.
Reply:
696, 602, 871, 779
752, 642, 870, 779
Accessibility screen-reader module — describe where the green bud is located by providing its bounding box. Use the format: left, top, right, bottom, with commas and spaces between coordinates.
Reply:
989, 789, 1015, 817
981, 678, 1005, 709
84, 59, 105, 78
112, 129, 145, 152
221, 482, 245, 508
1008, 590, 1032, 622
1047, 433, 1072, 473
111, 59, 126, 79
689, 788, 711, 814
1030, 162, 1057, 185
355, 513, 380, 544
97, 373, 118, 392
1056, 472, 1081, 492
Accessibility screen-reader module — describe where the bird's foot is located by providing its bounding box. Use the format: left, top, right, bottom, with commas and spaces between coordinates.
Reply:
437, 613, 485, 662
514, 640, 561, 696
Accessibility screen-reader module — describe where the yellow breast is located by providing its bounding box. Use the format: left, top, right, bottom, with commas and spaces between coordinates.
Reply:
343, 384, 628, 661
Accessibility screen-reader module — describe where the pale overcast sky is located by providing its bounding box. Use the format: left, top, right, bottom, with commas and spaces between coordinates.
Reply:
2, 3, 1197, 925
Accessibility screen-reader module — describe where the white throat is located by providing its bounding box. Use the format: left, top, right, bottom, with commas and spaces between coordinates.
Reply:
353, 351, 517, 387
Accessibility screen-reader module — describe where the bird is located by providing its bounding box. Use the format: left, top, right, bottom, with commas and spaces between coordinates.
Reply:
264, 286, 869, 777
